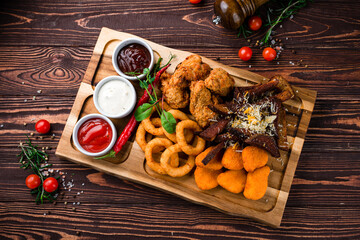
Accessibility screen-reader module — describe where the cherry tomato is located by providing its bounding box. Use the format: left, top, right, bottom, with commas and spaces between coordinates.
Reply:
238, 47, 253, 61
262, 47, 277, 61
43, 177, 58, 193
248, 16, 262, 31
189, 0, 201, 4
35, 119, 51, 134
25, 174, 41, 189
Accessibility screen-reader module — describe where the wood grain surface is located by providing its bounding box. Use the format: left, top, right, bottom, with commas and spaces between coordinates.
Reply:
0, 0, 359, 239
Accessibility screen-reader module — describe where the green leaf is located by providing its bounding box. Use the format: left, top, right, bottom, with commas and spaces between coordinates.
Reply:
143, 68, 150, 75
161, 110, 176, 134
149, 76, 155, 84
134, 103, 153, 121
149, 99, 157, 105
139, 80, 148, 89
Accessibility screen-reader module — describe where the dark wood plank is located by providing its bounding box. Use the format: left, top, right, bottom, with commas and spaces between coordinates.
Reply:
0, 0, 359, 236
1, 202, 359, 239
0, 1, 359, 48
1, 146, 359, 206
0, 47, 359, 99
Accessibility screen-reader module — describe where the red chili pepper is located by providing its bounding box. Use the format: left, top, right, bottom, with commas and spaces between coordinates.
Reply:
98, 64, 171, 158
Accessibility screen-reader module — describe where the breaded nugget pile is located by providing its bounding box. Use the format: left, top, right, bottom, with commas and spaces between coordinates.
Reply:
194, 145, 270, 200
161, 54, 235, 128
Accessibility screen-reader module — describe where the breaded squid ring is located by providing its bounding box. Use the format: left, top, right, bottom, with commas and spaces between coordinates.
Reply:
176, 120, 206, 156
160, 144, 195, 177
142, 107, 164, 136
145, 138, 179, 175
136, 119, 165, 152
162, 109, 194, 143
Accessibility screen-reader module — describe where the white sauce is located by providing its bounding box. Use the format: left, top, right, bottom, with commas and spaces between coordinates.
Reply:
97, 80, 133, 116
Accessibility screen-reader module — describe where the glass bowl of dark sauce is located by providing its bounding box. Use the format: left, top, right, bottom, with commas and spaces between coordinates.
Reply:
112, 38, 154, 80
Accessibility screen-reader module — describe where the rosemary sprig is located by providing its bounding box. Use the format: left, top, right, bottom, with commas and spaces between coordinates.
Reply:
261, 0, 309, 45
238, 0, 310, 45
18, 136, 58, 204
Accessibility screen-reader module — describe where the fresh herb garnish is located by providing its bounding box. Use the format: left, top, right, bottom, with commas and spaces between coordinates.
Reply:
133, 54, 176, 134
18, 136, 58, 204
238, 0, 310, 46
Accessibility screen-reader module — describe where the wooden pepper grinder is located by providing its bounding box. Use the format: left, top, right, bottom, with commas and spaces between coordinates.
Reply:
214, 0, 269, 30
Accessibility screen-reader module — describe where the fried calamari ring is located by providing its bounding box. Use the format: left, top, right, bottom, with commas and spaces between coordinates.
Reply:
145, 138, 179, 175
176, 120, 205, 156
162, 109, 194, 143
160, 144, 195, 177
142, 107, 164, 136
136, 119, 165, 152
136, 122, 149, 152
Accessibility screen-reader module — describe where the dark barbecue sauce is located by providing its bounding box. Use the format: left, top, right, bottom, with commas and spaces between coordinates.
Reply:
117, 43, 151, 75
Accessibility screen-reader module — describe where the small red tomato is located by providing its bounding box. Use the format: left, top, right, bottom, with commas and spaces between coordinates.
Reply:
238, 47, 253, 61
189, 0, 201, 3
43, 177, 58, 193
248, 16, 262, 31
25, 174, 41, 189
262, 47, 277, 61
35, 119, 51, 134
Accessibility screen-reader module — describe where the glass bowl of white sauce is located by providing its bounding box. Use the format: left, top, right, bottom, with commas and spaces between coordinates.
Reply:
93, 76, 137, 119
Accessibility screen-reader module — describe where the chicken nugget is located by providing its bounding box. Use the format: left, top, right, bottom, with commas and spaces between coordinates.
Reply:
243, 166, 270, 200
217, 169, 247, 194
205, 68, 235, 96
175, 54, 211, 81
190, 81, 217, 128
163, 84, 189, 109
195, 146, 223, 170
222, 146, 244, 170
160, 72, 172, 92
242, 146, 268, 172
194, 166, 222, 190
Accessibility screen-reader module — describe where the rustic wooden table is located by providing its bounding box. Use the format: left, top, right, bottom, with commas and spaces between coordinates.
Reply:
0, 0, 359, 239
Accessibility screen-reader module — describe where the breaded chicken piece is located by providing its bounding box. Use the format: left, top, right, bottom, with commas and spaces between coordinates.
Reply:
221, 146, 244, 170
217, 169, 247, 194
174, 54, 211, 82
160, 72, 172, 93
190, 81, 217, 128
243, 166, 270, 200
194, 166, 222, 190
195, 146, 223, 170
163, 84, 189, 109
242, 146, 268, 172
205, 68, 235, 96
162, 55, 211, 109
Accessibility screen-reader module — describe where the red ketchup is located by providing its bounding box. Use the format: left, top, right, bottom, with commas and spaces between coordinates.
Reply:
77, 118, 112, 153
117, 43, 151, 75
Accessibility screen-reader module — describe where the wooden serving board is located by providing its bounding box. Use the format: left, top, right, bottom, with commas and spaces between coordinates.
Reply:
56, 27, 317, 228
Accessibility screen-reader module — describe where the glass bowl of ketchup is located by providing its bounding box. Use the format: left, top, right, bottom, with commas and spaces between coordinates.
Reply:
72, 114, 117, 157
112, 38, 154, 81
